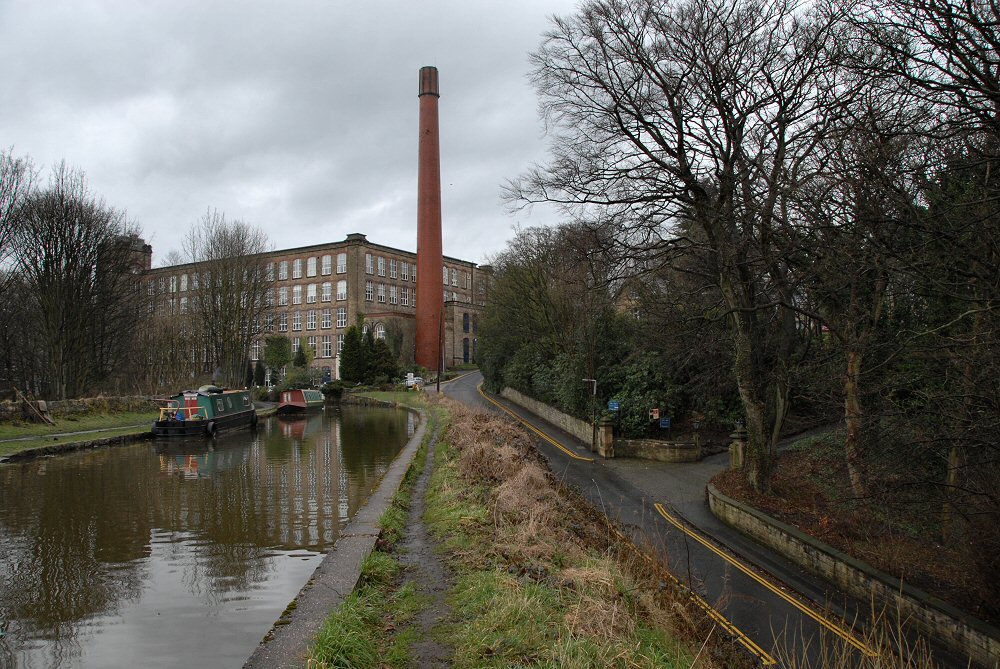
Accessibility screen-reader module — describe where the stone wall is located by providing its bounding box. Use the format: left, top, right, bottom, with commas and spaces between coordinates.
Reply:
615, 438, 700, 462
0, 396, 158, 422
500, 388, 593, 445
708, 484, 1000, 668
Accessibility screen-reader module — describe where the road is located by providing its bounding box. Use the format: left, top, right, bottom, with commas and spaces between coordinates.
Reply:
439, 371, 877, 666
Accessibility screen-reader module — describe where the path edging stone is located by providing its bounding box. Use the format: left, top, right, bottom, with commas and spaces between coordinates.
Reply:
243, 405, 428, 669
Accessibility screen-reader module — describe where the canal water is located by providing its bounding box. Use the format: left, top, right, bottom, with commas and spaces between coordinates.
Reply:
0, 405, 415, 669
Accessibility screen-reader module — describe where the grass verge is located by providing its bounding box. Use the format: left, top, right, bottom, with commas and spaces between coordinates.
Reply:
310, 392, 745, 669
307, 391, 446, 669
0, 411, 158, 457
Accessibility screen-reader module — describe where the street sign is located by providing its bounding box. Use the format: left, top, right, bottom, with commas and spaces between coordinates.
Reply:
650, 408, 660, 420
660, 417, 672, 429
608, 400, 620, 411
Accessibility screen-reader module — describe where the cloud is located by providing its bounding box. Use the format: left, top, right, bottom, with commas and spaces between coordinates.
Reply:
0, 0, 577, 266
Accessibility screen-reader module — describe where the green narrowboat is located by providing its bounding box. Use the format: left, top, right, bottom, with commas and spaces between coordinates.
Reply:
153, 385, 258, 437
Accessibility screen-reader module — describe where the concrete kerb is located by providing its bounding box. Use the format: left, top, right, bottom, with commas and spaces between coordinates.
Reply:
243, 405, 429, 669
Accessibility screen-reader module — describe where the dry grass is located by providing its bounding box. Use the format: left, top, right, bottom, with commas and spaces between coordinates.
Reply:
427, 394, 747, 669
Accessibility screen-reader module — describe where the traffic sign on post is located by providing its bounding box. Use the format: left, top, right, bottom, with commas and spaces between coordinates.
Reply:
650, 408, 660, 421
660, 417, 672, 429
608, 400, 620, 412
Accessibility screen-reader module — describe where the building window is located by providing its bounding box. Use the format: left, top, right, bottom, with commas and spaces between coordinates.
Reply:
266, 262, 275, 280
278, 287, 288, 306
337, 334, 345, 353
442, 266, 448, 282
307, 284, 317, 303
465, 272, 471, 289
374, 323, 385, 340
322, 335, 332, 358
321, 254, 332, 275
389, 285, 397, 304
401, 287, 409, 306
365, 281, 373, 301
377, 283, 385, 303
180, 297, 188, 313
412, 264, 417, 281
169, 276, 177, 292
463, 312, 470, 333
451, 268, 458, 286
266, 289, 274, 306
279, 312, 288, 332
336, 307, 347, 328
252, 340, 260, 361
337, 253, 347, 273
292, 258, 303, 279
192, 273, 200, 290
179, 274, 188, 291
463, 338, 470, 363
322, 282, 332, 302
307, 257, 317, 277
321, 309, 332, 328
279, 261, 288, 280
308, 336, 317, 353
377, 256, 385, 276
292, 285, 302, 304
292, 311, 302, 331
389, 259, 397, 278
292, 337, 300, 353
444, 289, 449, 302
336, 280, 347, 300
307, 309, 317, 330
365, 253, 373, 274
158, 277, 165, 293
401, 262, 409, 281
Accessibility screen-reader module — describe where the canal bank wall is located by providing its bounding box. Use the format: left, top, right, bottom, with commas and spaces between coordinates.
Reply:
243, 404, 429, 669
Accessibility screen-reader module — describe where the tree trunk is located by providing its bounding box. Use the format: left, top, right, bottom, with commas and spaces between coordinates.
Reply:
844, 348, 866, 498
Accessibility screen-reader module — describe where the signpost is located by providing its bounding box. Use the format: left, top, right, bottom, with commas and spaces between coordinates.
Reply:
608, 400, 620, 412
659, 417, 671, 429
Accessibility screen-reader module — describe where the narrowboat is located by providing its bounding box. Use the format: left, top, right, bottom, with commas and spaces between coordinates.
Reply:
153, 385, 258, 437
277, 388, 326, 414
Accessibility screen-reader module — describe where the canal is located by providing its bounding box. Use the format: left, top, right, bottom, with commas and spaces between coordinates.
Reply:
0, 405, 415, 669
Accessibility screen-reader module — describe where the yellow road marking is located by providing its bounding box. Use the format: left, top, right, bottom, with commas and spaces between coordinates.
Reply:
477, 384, 594, 462
476, 383, 777, 664
654, 503, 877, 658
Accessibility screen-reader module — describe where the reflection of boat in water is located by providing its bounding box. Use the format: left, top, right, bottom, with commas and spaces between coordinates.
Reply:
152, 386, 257, 437
277, 389, 325, 414
276, 412, 325, 440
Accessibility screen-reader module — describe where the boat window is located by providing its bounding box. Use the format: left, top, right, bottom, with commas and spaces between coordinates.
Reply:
226, 397, 233, 409
243, 396, 250, 406
216, 399, 224, 412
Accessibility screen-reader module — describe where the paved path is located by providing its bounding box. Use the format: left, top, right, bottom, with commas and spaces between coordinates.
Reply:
439, 372, 874, 666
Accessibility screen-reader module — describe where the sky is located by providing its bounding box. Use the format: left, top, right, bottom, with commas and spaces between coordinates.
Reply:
0, 0, 581, 267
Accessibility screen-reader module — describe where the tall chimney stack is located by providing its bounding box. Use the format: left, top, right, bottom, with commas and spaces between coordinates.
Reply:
415, 66, 443, 371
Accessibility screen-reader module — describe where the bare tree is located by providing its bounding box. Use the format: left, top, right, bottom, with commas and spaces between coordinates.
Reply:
183, 209, 272, 388
0, 148, 35, 284
507, 0, 853, 490
12, 162, 142, 399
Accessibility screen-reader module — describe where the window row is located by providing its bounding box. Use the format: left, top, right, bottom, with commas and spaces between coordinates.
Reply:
273, 281, 348, 306
269, 253, 348, 281
365, 253, 416, 281
253, 335, 343, 360
364, 281, 412, 306
275, 308, 349, 331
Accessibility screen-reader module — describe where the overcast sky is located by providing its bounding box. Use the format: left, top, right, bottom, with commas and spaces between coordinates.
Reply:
0, 0, 580, 267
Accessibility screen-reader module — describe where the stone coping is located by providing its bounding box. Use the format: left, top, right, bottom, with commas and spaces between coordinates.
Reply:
243, 406, 427, 669
707, 483, 1000, 668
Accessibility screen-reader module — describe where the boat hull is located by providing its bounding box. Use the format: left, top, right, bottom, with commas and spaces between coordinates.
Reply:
152, 408, 257, 437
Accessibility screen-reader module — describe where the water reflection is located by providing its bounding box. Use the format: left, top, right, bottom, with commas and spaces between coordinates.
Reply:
0, 405, 412, 669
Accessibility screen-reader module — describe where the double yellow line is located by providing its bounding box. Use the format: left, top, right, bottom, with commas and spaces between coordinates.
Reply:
477, 384, 594, 462
477, 383, 876, 663
654, 503, 876, 658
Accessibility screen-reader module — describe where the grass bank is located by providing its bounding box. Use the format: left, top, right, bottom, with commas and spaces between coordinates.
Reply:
308, 393, 742, 669
0, 411, 158, 457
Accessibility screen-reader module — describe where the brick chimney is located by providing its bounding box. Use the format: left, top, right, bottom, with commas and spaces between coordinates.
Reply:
415, 66, 443, 370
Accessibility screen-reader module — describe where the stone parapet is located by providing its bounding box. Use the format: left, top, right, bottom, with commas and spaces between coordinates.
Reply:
0, 396, 157, 422
707, 483, 1000, 668
615, 438, 700, 462
500, 387, 593, 446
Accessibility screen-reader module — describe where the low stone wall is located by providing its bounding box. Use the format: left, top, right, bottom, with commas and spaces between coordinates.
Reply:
0, 396, 158, 422
500, 388, 593, 445
615, 438, 700, 462
707, 484, 1000, 668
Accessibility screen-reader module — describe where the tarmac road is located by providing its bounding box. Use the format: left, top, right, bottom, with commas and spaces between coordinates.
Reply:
438, 371, 885, 666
